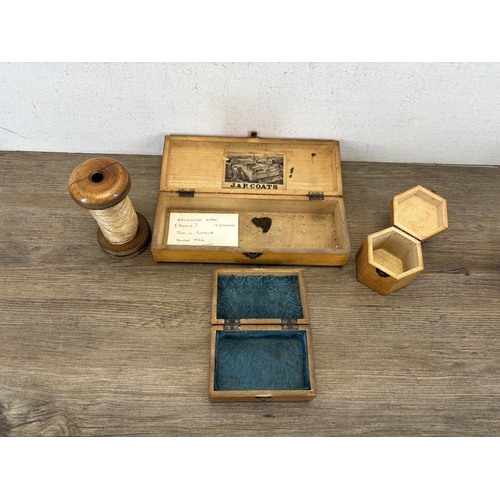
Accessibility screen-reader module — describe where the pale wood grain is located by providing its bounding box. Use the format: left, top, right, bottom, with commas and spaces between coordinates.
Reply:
0, 151, 499, 435
161, 136, 342, 196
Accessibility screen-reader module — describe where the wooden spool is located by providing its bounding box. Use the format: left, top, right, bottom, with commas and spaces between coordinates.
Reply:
68, 158, 151, 259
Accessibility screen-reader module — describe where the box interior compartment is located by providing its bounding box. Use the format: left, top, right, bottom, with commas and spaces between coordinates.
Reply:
155, 194, 349, 253
217, 273, 304, 320
214, 330, 311, 391
371, 229, 421, 276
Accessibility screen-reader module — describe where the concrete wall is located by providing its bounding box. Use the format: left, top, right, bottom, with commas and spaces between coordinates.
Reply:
1, 62, 499, 164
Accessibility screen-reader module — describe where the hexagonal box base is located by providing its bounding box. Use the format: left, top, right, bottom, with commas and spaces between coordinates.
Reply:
356, 227, 424, 295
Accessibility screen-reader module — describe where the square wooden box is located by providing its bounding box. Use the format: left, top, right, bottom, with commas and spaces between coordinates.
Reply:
209, 268, 316, 402
151, 135, 350, 266
356, 185, 448, 295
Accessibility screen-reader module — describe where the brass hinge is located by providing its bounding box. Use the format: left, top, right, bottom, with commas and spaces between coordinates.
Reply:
308, 191, 324, 201
179, 188, 195, 197
281, 319, 299, 330
223, 319, 241, 331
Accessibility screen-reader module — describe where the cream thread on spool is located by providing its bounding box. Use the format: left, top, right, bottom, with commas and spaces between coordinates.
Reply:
89, 196, 139, 245
68, 158, 151, 259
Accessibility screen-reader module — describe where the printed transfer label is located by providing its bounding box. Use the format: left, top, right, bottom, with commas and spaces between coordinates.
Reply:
222, 152, 286, 190
167, 213, 239, 247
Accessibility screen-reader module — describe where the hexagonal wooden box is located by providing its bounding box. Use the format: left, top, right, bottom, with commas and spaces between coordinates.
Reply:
356, 185, 448, 295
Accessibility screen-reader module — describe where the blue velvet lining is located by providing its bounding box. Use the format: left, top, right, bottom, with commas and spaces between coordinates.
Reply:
217, 275, 304, 320
214, 330, 311, 391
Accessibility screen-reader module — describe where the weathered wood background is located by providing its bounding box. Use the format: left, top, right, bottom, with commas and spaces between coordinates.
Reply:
1, 151, 499, 436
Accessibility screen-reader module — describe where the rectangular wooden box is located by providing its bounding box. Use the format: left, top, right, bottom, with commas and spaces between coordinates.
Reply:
209, 268, 316, 402
151, 135, 350, 266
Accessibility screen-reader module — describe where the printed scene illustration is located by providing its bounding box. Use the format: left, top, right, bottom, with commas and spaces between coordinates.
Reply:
224, 153, 285, 187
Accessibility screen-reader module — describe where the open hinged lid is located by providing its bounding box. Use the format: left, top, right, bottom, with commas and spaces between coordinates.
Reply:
160, 135, 343, 198
390, 185, 448, 241
212, 268, 310, 326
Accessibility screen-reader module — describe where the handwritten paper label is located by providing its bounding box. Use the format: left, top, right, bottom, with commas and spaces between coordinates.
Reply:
167, 213, 239, 247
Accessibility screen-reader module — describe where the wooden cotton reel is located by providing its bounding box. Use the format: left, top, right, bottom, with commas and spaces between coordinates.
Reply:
68, 158, 151, 259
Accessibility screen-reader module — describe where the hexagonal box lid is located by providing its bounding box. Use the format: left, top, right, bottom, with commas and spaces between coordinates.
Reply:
390, 185, 448, 241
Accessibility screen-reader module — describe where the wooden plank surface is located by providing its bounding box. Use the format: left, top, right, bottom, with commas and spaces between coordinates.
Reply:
0, 151, 499, 436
